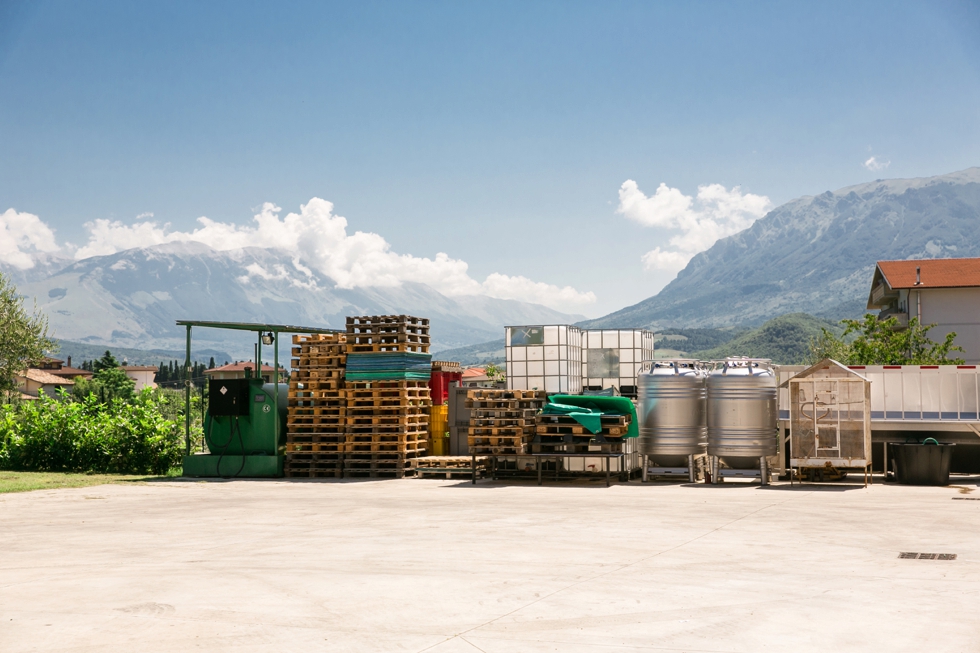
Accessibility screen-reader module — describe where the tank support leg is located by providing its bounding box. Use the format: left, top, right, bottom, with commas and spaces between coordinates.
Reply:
711, 456, 719, 484
688, 454, 695, 483
642, 455, 648, 483
760, 456, 769, 486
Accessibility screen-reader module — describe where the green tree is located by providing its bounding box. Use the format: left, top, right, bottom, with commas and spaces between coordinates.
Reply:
808, 314, 965, 365
0, 272, 55, 399
93, 350, 120, 373
485, 363, 506, 383
94, 366, 136, 400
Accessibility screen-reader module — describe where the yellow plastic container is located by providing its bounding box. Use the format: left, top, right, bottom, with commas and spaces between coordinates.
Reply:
429, 404, 449, 456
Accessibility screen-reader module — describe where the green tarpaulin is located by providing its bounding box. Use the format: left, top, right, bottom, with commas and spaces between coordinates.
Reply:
542, 395, 639, 438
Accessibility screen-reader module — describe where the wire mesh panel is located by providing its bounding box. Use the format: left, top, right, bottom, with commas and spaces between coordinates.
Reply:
789, 360, 871, 468
505, 325, 582, 394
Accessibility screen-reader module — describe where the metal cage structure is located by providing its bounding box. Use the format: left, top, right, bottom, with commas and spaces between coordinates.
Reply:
786, 359, 872, 483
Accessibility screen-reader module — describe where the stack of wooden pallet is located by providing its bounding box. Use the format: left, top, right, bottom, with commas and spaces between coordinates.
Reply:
532, 413, 631, 454
465, 389, 548, 455
346, 314, 430, 353
284, 332, 347, 478
410, 455, 488, 479
344, 315, 432, 478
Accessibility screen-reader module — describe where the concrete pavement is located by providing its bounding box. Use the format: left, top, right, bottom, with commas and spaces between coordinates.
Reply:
1, 476, 979, 652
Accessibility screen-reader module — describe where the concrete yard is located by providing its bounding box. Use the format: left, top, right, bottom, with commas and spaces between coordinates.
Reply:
2, 477, 979, 652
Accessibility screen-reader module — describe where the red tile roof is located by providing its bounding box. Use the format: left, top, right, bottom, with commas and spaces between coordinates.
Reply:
23, 369, 76, 385
878, 258, 980, 289
461, 367, 486, 378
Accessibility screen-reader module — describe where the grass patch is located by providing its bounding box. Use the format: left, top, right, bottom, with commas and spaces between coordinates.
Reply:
0, 471, 168, 494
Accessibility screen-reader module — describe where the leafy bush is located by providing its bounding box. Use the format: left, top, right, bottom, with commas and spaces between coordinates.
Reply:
0, 390, 183, 474
808, 314, 965, 365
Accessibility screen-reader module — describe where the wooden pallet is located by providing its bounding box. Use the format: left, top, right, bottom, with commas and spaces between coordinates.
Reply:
530, 442, 624, 454
345, 342, 430, 354
534, 424, 628, 436
347, 424, 429, 436
346, 442, 426, 454
410, 456, 487, 469
292, 333, 346, 345
346, 314, 430, 331
292, 368, 344, 380
536, 414, 629, 426
468, 434, 525, 445
345, 450, 421, 460
431, 361, 461, 372
291, 356, 347, 369
467, 407, 538, 418
345, 405, 428, 415
284, 452, 344, 478
468, 445, 524, 455
470, 418, 528, 427
292, 343, 347, 360
346, 432, 427, 443
465, 389, 548, 401
346, 332, 430, 345
287, 417, 347, 430
286, 440, 347, 453
465, 400, 546, 411
346, 414, 428, 427
467, 427, 526, 437
287, 405, 345, 417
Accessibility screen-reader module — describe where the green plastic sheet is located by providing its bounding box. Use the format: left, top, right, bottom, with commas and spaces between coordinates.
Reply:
544, 395, 639, 438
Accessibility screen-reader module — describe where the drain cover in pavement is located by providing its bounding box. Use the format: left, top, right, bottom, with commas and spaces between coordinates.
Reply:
899, 552, 957, 560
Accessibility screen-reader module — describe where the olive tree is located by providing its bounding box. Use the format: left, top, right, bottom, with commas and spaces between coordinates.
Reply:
808, 313, 964, 365
0, 272, 55, 399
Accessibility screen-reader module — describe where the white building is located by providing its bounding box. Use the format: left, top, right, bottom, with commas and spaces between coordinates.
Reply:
867, 257, 980, 364
121, 366, 159, 391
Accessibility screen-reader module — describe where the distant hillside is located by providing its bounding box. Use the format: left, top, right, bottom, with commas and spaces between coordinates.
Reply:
434, 339, 506, 367
696, 313, 842, 364
3, 242, 585, 359
583, 167, 980, 329
54, 339, 234, 368
652, 327, 746, 358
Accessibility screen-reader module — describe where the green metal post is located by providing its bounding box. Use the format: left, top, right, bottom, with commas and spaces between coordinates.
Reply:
185, 324, 192, 456
257, 332, 262, 381
273, 330, 279, 457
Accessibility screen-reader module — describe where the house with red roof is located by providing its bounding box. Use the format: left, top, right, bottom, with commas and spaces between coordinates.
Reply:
867, 257, 980, 363
204, 361, 280, 383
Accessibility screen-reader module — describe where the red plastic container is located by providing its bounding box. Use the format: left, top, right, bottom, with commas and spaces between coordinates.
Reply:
429, 370, 462, 405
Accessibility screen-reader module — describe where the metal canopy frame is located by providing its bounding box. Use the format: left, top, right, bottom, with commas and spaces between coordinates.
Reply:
175, 320, 343, 455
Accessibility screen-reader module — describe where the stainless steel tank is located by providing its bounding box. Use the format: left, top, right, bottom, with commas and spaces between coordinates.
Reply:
706, 358, 777, 469
638, 360, 706, 466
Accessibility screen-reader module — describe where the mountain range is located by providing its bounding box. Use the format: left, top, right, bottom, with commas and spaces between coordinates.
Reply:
7, 167, 979, 361
584, 167, 980, 329
3, 242, 584, 360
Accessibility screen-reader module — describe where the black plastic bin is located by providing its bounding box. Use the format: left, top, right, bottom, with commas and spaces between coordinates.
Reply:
891, 442, 955, 486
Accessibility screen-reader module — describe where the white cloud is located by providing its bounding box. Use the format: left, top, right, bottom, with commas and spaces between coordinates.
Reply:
864, 156, 890, 171
0, 209, 61, 270
7, 199, 596, 310
618, 180, 771, 271
639, 248, 691, 273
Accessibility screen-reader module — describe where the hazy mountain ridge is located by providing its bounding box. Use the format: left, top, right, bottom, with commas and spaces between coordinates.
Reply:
4, 242, 585, 359
584, 167, 980, 329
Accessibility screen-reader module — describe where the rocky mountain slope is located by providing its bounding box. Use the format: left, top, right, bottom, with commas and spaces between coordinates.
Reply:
5, 242, 584, 359
584, 167, 980, 329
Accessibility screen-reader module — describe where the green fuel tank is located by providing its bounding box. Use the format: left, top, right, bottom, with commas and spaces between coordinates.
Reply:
182, 377, 287, 477
204, 380, 288, 455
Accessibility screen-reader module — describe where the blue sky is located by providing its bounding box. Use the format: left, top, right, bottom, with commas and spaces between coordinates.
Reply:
1, 0, 979, 316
